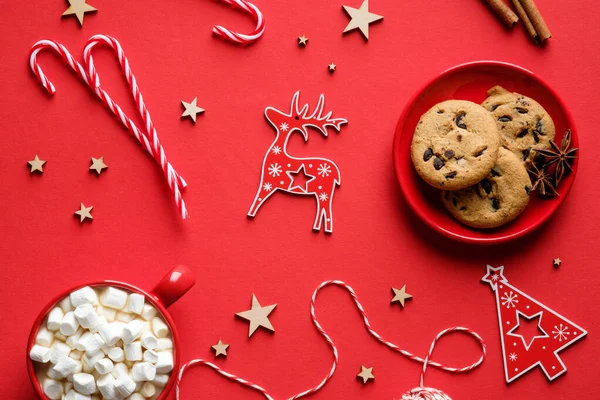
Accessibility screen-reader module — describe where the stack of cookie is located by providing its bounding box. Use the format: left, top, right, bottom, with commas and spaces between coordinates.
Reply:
410, 86, 555, 229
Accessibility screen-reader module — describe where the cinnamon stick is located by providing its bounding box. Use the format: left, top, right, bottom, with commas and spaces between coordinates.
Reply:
519, 0, 552, 41
511, 0, 538, 41
483, 0, 519, 28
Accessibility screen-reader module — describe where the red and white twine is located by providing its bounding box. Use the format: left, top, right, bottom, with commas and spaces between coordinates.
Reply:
213, 0, 265, 45
29, 36, 188, 219
176, 280, 486, 399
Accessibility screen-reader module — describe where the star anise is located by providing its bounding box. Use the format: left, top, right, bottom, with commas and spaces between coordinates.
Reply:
527, 162, 559, 197
535, 129, 578, 185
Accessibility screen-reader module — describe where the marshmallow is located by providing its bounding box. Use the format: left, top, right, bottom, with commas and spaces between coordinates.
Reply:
140, 304, 157, 321
122, 320, 144, 344
47, 307, 65, 331
64, 389, 91, 400
143, 349, 159, 364
115, 311, 136, 323
140, 332, 158, 350
66, 328, 83, 349
36, 326, 55, 347
50, 342, 72, 364
96, 373, 117, 399
76, 332, 94, 351
155, 351, 173, 374
156, 338, 173, 351
151, 318, 169, 339
126, 293, 145, 315
59, 297, 73, 313
131, 362, 156, 382
30, 344, 52, 363
124, 342, 142, 361
83, 333, 106, 357
54, 331, 68, 342
73, 373, 97, 395
89, 316, 107, 334
70, 350, 83, 360
42, 378, 63, 400
83, 350, 104, 367
128, 394, 144, 400
94, 357, 114, 374
111, 362, 129, 379
115, 374, 136, 397
48, 356, 78, 379
70, 287, 98, 307
152, 374, 169, 387
107, 347, 125, 362
100, 287, 128, 310
99, 321, 126, 346
60, 312, 80, 336
97, 304, 117, 322
140, 382, 156, 398
66, 360, 83, 380
74, 304, 102, 330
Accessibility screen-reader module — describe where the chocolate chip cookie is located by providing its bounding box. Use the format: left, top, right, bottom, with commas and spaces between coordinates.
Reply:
411, 100, 500, 190
441, 148, 532, 229
482, 86, 556, 164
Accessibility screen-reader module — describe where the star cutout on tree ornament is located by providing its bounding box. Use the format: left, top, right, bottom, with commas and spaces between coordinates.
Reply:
235, 294, 277, 337
181, 97, 205, 123
391, 285, 412, 308
553, 258, 562, 267
357, 365, 375, 383
287, 164, 316, 193
298, 35, 309, 46
89, 157, 108, 175
74, 203, 93, 223
28, 155, 46, 173
62, 0, 97, 26
342, 0, 383, 40
212, 340, 229, 357
328, 63, 336, 73
507, 311, 550, 350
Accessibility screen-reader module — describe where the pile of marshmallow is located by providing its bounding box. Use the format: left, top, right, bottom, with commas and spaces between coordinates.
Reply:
29, 286, 174, 400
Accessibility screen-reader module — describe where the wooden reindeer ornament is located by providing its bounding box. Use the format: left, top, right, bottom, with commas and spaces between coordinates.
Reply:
248, 92, 348, 233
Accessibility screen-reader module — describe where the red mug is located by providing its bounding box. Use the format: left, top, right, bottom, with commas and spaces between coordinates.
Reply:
27, 265, 195, 399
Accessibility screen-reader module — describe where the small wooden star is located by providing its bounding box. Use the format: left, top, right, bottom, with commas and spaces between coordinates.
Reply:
357, 365, 374, 384
298, 35, 309, 46
28, 155, 46, 173
235, 294, 277, 337
328, 63, 337, 73
90, 157, 108, 175
181, 97, 205, 123
342, 0, 383, 40
74, 203, 93, 223
553, 258, 562, 267
212, 340, 229, 357
62, 0, 97, 26
391, 285, 412, 308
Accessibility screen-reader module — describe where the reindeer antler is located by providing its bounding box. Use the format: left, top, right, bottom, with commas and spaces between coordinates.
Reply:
294, 92, 348, 137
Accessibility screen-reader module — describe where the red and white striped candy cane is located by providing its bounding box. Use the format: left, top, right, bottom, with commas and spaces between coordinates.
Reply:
213, 0, 265, 45
29, 38, 188, 219
176, 280, 486, 399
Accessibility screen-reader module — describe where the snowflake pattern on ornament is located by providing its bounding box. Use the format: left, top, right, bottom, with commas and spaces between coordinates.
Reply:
552, 324, 571, 342
318, 163, 331, 177
509, 353, 518, 362
272, 146, 282, 155
268, 163, 282, 177
280, 122, 289, 132
319, 192, 329, 202
263, 183, 273, 192
501, 291, 519, 309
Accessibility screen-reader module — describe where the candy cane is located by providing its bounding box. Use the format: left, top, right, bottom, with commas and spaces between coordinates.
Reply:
29, 38, 188, 219
213, 0, 265, 45
176, 280, 486, 399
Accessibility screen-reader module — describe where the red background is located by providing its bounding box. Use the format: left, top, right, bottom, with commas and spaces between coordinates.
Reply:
1, 0, 598, 398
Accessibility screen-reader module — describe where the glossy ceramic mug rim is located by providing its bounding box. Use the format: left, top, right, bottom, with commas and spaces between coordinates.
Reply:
27, 280, 181, 400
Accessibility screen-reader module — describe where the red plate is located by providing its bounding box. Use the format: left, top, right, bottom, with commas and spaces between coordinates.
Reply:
393, 61, 579, 244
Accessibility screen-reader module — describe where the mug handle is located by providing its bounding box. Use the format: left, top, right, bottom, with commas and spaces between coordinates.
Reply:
151, 265, 195, 308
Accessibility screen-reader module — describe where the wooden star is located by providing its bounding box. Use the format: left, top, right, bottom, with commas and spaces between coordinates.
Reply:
212, 340, 229, 357
553, 258, 562, 267
298, 35, 309, 46
342, 0, 383, 40
62, 0, 97, 26
28, 155, 46, 173
90, 157, 108, 175
328, 63, 337, 72
357, 365, 374, 384
74, 203, 93, 223
391, 285, 412, 308
235, 294, 277, 337
181, 97, 205, 123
